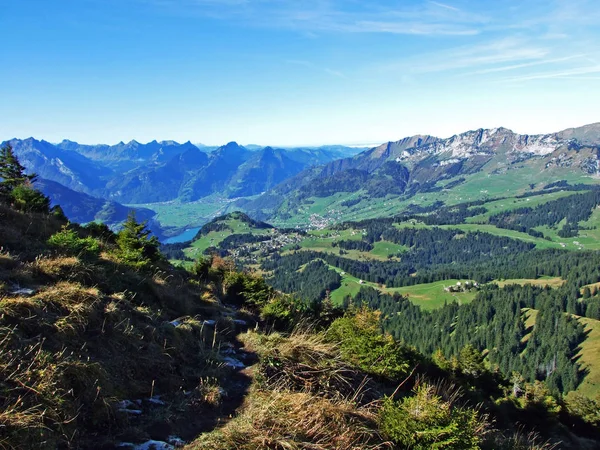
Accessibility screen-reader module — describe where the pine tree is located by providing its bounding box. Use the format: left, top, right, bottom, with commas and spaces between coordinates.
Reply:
116, 211, 161, 265
0, 144, 36, 194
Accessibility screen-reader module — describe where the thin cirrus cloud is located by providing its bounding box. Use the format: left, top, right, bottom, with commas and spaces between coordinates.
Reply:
501, 64, 600, 82
139, 0, 487, 36
429, 1, 461, 12
379, 37, 551, 75
464, 55, 587, 76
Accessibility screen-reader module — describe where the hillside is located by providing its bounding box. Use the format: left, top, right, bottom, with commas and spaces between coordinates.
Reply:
3, 151, 600, 449
173, 184, 600, 401
34, 178, 155, 226
241, 123, 600, 227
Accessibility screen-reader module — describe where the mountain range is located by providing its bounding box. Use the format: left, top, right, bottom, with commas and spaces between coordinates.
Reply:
2, 138, 364, 235
240, 123, 600, 223
3, 123, 600, 236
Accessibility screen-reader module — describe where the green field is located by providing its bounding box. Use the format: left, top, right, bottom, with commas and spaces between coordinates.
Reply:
370, 241, 408, 258
576, 316, 600, 398
183, 217, 272, 259
389, 280, 478, 310
393, 216, 600, 250
494, 276, 565, 289
532, 207, 600, 251
270, 163, 597, 228
329, 268, 477, 310
128, 195, 249, 230
393, 220, 564, 249
519, 309, 600, 398
465, 190, 582, 223
291, 230, 406, 261
439, 224, 563, 249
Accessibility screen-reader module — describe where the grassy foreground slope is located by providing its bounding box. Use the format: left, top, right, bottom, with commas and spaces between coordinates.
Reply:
0, 201, 262, 448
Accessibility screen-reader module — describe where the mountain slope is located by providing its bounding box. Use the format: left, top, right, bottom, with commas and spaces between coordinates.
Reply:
56, 139, 200, 171
4, 138, 370, 211
227, 147, 308, 197
7, 138, 111, 193
103, 146, 210, 203
35, 178, 155, 225
242, 123, 600, 225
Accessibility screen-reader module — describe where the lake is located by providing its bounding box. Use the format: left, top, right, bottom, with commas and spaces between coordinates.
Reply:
163, 227, 201, 244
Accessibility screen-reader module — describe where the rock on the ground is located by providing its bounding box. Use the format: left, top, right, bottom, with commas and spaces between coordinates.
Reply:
117, 440, 174, 449
222, 356, 245, 369
9, 287, 35, 296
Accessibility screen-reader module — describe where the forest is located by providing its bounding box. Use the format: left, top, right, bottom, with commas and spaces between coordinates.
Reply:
263, 245, 600, 395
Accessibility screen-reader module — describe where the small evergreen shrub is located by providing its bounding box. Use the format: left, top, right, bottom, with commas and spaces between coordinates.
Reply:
260, 295, 314, 330
224, 271, 274, 309
50, 204, 68, 221
115, 211, 161, 268
47, 226, 101, 258
380, 384, 485, 449
326, 307, 414, 379
83, 222, 116, 243
10, 184, 50, 213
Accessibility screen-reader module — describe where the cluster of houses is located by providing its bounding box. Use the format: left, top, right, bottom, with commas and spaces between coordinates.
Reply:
308, 213, 337, 230
444, 281, 480, 293
228, 230, 304, 263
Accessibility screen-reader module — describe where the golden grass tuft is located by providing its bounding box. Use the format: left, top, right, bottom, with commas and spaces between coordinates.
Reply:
241, 329, 380, 405
35, 281, 101, 307
189, 387, 392, 450
0, 328, 109, 449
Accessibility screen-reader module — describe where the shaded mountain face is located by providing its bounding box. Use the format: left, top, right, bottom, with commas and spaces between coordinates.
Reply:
103, 146, 210, 203
56, 139, 201, 172
4, 138, 360, 206
8, 138, 111, 193
179, 142, 253, 201
35, 178, 155, 226
227, 147, 308, 197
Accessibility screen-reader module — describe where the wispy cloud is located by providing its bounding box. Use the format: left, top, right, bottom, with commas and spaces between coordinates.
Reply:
464, 55, 586, 76
429, 1, 460, 12
381, 37, 550, 74
501, 64, 600, 82
135, 0, 487, 36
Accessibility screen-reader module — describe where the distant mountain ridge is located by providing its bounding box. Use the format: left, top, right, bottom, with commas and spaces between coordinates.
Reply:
240, 123, 600, 222
2, 137, 365, 231
4, 123, 599, 232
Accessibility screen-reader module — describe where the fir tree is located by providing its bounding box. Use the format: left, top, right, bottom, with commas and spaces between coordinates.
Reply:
0, 144, 36, 194
116, 211, 161, 265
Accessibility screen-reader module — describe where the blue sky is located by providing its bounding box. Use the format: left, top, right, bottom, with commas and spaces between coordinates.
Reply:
1, 0, 599, 146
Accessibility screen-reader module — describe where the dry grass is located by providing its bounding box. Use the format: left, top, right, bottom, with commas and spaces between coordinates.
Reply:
186, 329, 391, 449
241, 329, 380, 403
28, 255, 94, 283
485, 428, 560, 450
0, 327, 109, 449
0, 203, 63, 257
0, 247, 232, 448
188, 388, 392, 450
